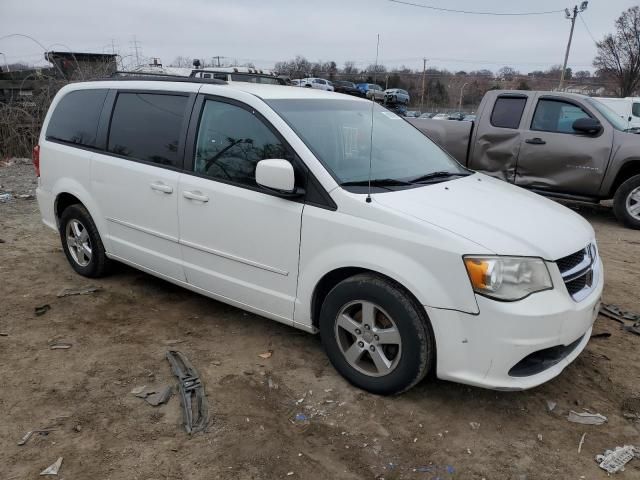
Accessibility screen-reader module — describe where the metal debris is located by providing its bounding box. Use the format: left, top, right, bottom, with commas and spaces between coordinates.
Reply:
600, 304, 640, 336
166, 350, 208, 434
469, 422, 480, 430
49, 341, 72, 350
40, 457, 63, 475
56, 285, 101, 298
258, 350, 273, 359
35, 305, 51, 316
595, 445, 640, 474
567, 410, 607, 425
145, 386, 173, 406
546, 400, 557, 412
0, 193, 13, 203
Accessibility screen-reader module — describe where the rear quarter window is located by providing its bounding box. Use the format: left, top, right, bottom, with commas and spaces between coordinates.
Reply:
490, 96, 527, 129
46, 89, 108, 148
632, 102, 640, 117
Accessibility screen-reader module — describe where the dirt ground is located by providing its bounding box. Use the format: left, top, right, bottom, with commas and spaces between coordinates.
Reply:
1, 159, 639, 480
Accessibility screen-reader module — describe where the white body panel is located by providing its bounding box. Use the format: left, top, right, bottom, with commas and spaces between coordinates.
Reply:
36, 80, 602, 391
595, 97, 640, 129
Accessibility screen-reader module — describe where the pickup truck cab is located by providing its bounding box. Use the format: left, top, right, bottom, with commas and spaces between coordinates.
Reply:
408, 90, 640, 229
35, 80, 602, 394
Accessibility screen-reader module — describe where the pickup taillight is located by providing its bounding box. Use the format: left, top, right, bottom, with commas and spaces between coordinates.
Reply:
33, 144, 40, 177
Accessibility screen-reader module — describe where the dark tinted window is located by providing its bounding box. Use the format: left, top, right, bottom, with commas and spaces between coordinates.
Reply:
633, 102, 640, 118
531, 99, 590, 133
46, 89, 107, 147
490, 96, 527, 129
194, 100, 289, 187
108, 93, 187, 167
213, 73, 227, 81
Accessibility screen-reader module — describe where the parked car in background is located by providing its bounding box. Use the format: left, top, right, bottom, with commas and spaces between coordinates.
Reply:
385, 88, 410, 105
357, 83, 384, 101
419, 112, 435, 119
403, 110, 421, 118
298, 77, 334, 91
332, 80, 361, 96
190, 67, 285, 85
448, 112, 465, 121
432, 113, 450, 120
463, 114, 476, 122
36, 79, 602, 394
594, 97, 640, 130
407, 90, 640, 229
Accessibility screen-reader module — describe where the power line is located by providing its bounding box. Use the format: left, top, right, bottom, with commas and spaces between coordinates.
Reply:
579, 15, 599, 45
387, 0, 565, 16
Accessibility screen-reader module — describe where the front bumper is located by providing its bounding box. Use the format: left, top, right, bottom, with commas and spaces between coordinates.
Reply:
426, 258, 603, 390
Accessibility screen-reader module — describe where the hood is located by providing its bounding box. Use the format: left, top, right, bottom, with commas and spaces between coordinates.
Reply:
373, 173, 594, 260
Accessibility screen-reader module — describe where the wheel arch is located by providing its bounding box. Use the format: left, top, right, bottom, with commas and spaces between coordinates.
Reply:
310, 267, 426, 331
608, 158, 640, 198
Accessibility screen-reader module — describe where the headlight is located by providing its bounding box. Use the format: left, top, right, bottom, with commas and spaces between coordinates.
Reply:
463, 256, 553, 301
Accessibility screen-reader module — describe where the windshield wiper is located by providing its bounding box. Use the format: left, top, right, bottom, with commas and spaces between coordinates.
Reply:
340, 178, 414, 187
408, 171, 470, 184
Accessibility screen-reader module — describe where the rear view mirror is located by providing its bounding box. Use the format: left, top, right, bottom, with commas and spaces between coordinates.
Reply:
256, 159, 296, 193
573, 117, 602, 135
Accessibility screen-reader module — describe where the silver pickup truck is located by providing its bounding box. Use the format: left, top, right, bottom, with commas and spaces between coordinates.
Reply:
408, 90, 640, 229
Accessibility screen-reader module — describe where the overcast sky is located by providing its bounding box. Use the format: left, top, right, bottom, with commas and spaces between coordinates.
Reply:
0, 0, 637, 73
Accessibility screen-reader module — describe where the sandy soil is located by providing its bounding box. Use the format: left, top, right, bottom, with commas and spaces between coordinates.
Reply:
1, 160, 639, 479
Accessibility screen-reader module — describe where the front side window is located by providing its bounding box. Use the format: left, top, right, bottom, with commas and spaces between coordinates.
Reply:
46, 89, 108, 148
194, 100, 290, 186
490, 96, 527, 129
633, 102, 640, 118
107, 92, 188, 167
531, 99, 590, 134
268, 99, 466, 186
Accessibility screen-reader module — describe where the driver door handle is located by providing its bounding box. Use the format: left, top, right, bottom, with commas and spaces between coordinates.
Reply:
183, 190, 209, 203
150, 181, 173, 194
525, 137, 546, 145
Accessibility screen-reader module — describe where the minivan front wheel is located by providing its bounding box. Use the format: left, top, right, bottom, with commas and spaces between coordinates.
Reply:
613, 174, 640, 229
59, 204, 110, 277
319, 273, 435, 395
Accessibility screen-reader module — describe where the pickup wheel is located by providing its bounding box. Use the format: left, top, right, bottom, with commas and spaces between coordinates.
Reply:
59, 204, 111, 277
319, 273, 435, 395
613, 174, 640, 229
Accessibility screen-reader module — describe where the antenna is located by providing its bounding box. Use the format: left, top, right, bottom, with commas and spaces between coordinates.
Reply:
366, 34, 380, 204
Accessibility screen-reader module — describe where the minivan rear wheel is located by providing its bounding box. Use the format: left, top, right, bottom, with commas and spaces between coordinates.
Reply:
613, 174, 640, 229
319, 273, 435, 395
59, 204, 110, 277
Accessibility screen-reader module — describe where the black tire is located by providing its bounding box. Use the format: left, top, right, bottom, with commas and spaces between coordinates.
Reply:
319, 273, 435, 395
59, 204, 110, 277
613, 174, 640, 229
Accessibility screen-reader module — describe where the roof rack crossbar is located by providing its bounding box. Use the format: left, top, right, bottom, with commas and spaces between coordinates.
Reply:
105, 71, 227, 85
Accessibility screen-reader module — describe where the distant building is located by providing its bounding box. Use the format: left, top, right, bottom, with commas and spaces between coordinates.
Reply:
562, 84, 608, 96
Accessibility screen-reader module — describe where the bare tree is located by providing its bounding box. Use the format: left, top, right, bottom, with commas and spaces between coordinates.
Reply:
342, 61, 358, 74
574, 70, 592, 80
497, 66, 518, 81
169, 56, 193, 68
593, 6, 640, 97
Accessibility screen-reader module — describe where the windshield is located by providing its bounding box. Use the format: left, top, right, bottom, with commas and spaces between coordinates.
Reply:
586, 98, 627, 131
267, 99, 467, 186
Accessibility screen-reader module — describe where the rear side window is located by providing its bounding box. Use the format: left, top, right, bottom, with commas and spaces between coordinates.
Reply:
490, 96, 527, 129
107, 92, 188, 167
633, 102, 640, 118
46, 89, 108, 147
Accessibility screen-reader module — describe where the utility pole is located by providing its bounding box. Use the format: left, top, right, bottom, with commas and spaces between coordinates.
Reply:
559, 1, 589, 90
131, 36, 142, 67
420, 57, 427, 112
459, 82, 469, 111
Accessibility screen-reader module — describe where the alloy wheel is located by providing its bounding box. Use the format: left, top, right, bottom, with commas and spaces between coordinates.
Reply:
65, 219, 92, 267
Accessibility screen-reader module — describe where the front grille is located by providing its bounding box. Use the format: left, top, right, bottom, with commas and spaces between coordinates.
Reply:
556, 245, 597, 302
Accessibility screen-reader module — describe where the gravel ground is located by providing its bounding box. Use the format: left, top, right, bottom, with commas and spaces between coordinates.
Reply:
1, 160, 639, 479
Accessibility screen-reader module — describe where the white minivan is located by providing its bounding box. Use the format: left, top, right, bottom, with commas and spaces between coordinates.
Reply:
595, 97, 640, 130
35, 78, 603, 394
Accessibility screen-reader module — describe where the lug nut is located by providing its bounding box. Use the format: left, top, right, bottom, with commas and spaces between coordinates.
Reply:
374, 335, 379, 341
369, 345, 375, 352
355, 329, 361, 335
358, 341, 364, 348
364, 324, 370, 330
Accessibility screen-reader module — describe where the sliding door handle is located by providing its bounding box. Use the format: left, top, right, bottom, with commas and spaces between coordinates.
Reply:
525, 137, 546, 145
150, 182, 173, 194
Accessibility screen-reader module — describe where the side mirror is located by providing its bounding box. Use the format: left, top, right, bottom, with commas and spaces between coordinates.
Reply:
256, 159, 296, 193
573, 117, 603, 135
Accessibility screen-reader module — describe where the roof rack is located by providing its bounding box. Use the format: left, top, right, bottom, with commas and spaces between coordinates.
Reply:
105, 71, 227, 85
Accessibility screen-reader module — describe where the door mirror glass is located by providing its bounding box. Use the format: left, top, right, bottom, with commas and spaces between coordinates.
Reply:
256, 159, 295, 193
572, 117, 603, 135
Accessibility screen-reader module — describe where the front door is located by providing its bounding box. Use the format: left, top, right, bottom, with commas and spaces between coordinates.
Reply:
516, 97, 613, 196
178, 97, 304, 321
92, 91, 191, 281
